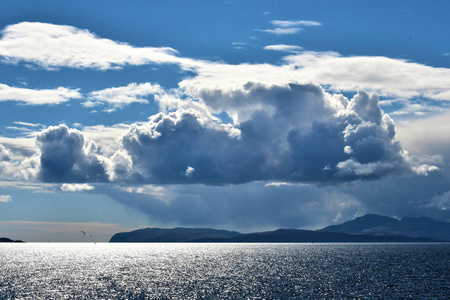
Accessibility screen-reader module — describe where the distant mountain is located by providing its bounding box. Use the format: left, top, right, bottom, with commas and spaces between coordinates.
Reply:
0, 237, 24, 243
109, 224, 440, 243
110, 227, 242, 242
320, 214, 450, 241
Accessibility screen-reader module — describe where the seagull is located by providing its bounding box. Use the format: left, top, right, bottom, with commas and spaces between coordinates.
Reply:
81, 231, 92, 237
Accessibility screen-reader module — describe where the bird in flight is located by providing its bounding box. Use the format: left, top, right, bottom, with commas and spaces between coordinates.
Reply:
81, 231, 92, 237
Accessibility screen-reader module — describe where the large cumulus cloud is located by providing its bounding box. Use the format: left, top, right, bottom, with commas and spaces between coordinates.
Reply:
110, 83, 431, 185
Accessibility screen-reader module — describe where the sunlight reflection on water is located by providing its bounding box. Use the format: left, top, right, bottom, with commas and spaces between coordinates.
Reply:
1, 243, 449, 299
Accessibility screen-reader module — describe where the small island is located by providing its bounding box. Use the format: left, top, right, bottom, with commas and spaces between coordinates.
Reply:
0, 237, 24, 243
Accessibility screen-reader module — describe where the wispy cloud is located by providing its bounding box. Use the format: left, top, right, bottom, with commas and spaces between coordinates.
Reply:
257, 19, 321, 35
85, 82, 163, 110
270, 20, 322, 27
14, 121, 42, 127
0, 22, 203, 71
0, 83, 81, 105
264, 44, 303, 53
257, 27, 302, 35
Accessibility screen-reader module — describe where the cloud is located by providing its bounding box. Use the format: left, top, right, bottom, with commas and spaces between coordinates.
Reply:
270, 20, 322, 27
113, 84, 430, 185
0, 195, 12, 202
0, 144, 11, 161
0, 22, 447, 186
36, 125, 108, 183
1, 22, 448, 113
2, 83, 431, 186
258, 19, 321, 35
185, 166, 195, 177
284, 51, 450, 102
60, 183, 95, 192
0, 22, 202, 71
180, 50, 450, 115
264, 44, 303, 53
0, 83, 81, 105
0, 142, 39, 181
119, 108, 249, 184
258, 27, 303, 35
14, 121, 41, 127
80, 123, 130, 157
396, 111, 450, 162
85, 82, 163, 110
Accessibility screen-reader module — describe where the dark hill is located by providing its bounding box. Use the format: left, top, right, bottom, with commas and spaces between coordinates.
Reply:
0, 237, 24, 243
110, 227, 242, 242
109, 226, 438, 243
320, 214, 450, 241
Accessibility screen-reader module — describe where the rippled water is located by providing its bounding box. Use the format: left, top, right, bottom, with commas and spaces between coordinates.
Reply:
1, 243, 449, 299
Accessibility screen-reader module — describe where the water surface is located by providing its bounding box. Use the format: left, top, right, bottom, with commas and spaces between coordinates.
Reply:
1, 243, 449, 299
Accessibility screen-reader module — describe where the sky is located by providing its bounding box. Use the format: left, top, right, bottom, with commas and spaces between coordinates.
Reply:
0, 0, 450, 242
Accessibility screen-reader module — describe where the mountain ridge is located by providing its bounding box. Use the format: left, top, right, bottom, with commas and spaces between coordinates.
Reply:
109, 214, 450, 243
320, 214, 450, 241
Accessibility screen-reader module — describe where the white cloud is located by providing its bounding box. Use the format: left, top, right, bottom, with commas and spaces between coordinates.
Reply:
270, 20, 322, 27
258, 27, 302, 35
0, 195, 12, 202
185, 166, 195, 177
284, 51, 450, 102
258, 19, 321, 35
0, 22, 202, 71
0, 141, 39, 182
396, 111, 450, 161
14, 121, 41, 127
81, 123, 131, 157
85, 82, 163, 109
265, 182, 294, 187
179, 50, 450, 116
0, 144, 11, 161
1, 21, 448, 114
60, 183, 95, 192
0, 83, 81, 105
264, 44, 303, 53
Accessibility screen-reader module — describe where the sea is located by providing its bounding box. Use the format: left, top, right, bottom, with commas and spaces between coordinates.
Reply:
1, 243, 449, 299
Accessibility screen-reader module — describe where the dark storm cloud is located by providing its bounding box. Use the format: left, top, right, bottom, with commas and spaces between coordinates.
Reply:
121, 109, 266, 184
36, 125, 107, 182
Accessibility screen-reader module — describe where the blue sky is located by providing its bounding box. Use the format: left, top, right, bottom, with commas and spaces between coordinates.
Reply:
1, 0, 450, 241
